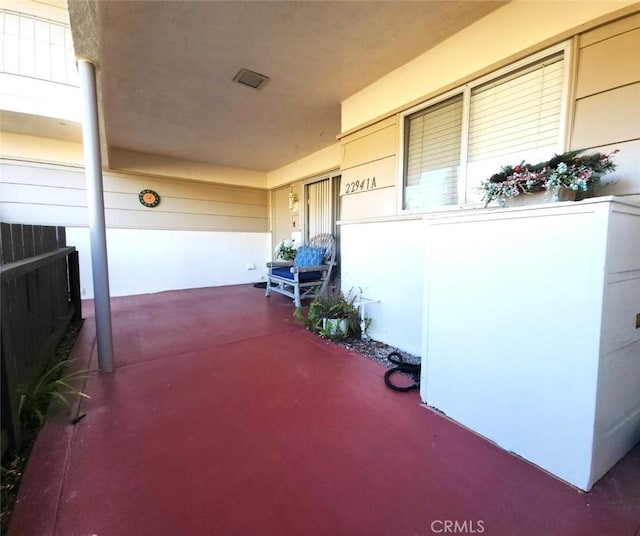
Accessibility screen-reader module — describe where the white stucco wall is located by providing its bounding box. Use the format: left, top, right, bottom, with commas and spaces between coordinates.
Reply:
340, 219, 425, 356
66, 228, 270, 299
419, 197, 640, 491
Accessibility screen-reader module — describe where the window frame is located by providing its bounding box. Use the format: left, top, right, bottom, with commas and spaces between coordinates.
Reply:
397, 41, 574, 214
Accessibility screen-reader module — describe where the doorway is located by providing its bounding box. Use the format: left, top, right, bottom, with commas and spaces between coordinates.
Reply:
304, 173, 341, 272
304, 173, 340, 242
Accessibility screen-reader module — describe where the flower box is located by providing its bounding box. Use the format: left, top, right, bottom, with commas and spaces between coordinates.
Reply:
502, 186, 577, 207
481, 150, 618, 208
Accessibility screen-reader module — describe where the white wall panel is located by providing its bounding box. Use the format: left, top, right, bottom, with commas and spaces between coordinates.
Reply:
340, 219, 425, 356
419, 197, 640, 491
66, 228, 270, 299
592, 201, 640, 484
339, 188, 396, 221
592, 340, 640, 483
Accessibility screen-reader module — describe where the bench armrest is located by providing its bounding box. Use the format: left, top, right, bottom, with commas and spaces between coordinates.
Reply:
266, 261, 294, 268
291, 264, 329, 273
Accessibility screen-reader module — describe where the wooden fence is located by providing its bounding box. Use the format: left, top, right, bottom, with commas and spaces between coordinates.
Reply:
1, 223, 81, 456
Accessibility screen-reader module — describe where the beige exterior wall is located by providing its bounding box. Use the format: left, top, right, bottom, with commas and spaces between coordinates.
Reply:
266, 144, 341, 252
339, 116, 398, 221
271, 183, 302, 247
341, 1, 637, 132
338, 8, 640, 222
571, 13, 640, 196
0, 159, 268, 232
266, 143, 341, 189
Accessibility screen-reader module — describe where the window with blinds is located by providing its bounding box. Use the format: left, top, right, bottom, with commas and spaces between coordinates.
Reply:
402, 47, 566, 210
464, 54, 565, 204
404, 95, 463, 209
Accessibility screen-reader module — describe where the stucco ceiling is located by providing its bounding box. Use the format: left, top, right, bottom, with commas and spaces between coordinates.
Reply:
89, 1, 506, 172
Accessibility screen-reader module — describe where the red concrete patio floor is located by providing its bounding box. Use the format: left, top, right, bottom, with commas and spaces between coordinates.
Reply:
9, 285, 640, 536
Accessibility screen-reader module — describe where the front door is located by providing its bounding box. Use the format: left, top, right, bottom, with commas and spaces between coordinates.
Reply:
304, 173, 341, 274
305, 174, 340, 241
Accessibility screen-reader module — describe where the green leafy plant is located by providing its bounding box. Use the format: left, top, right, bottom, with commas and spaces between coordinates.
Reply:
17, 358, 90, 429
480, 149, 618, 207
295, 289, 362, 339
274, 239, 297, 261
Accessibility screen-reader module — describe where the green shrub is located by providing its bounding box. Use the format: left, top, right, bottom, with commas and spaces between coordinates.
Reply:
295, 289, 361, 339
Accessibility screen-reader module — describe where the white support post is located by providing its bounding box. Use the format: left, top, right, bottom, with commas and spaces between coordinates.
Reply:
78, 59, 114, 372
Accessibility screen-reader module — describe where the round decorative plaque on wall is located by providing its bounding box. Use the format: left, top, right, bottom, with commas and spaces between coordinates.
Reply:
139, 189, 160, 208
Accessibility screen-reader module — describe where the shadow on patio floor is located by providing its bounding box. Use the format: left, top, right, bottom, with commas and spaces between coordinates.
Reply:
9, 285, 640, 535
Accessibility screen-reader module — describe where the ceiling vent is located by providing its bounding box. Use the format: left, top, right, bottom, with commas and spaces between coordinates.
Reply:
233, 68, 269, 90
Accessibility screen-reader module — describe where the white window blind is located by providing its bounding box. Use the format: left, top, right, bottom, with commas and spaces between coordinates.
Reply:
468, 54, 564, 162
402, 48, 566, 210
463, 54, 564, 203
404, 95, 462, 209
307, 178, 331, 238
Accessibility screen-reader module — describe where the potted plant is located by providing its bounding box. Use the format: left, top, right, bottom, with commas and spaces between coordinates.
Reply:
295, 289, 361, 340
274, 239, 297, 261
480, 149, 618, 207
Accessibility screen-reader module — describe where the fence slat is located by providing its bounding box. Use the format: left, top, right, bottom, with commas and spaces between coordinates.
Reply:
57, 226, 66, 248
23, 225, 35, 259
69, 251, 82, 322
0, 223, 13, 264
43, 227, 57, 253
34, 226, 44, 256
13, 276, 33, 383
1, 282, 22, 450
11, 225, 24, 262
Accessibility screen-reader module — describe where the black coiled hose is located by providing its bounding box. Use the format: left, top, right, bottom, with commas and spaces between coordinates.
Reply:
384, 352, 421, 392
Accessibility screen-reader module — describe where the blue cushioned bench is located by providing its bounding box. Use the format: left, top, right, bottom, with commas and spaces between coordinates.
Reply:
265, 233, 336, 307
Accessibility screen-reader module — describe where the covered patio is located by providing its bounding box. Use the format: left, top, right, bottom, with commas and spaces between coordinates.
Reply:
8, 285, 640, 535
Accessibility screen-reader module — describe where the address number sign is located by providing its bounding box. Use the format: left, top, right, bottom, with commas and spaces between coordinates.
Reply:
344, 177, 377, 195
